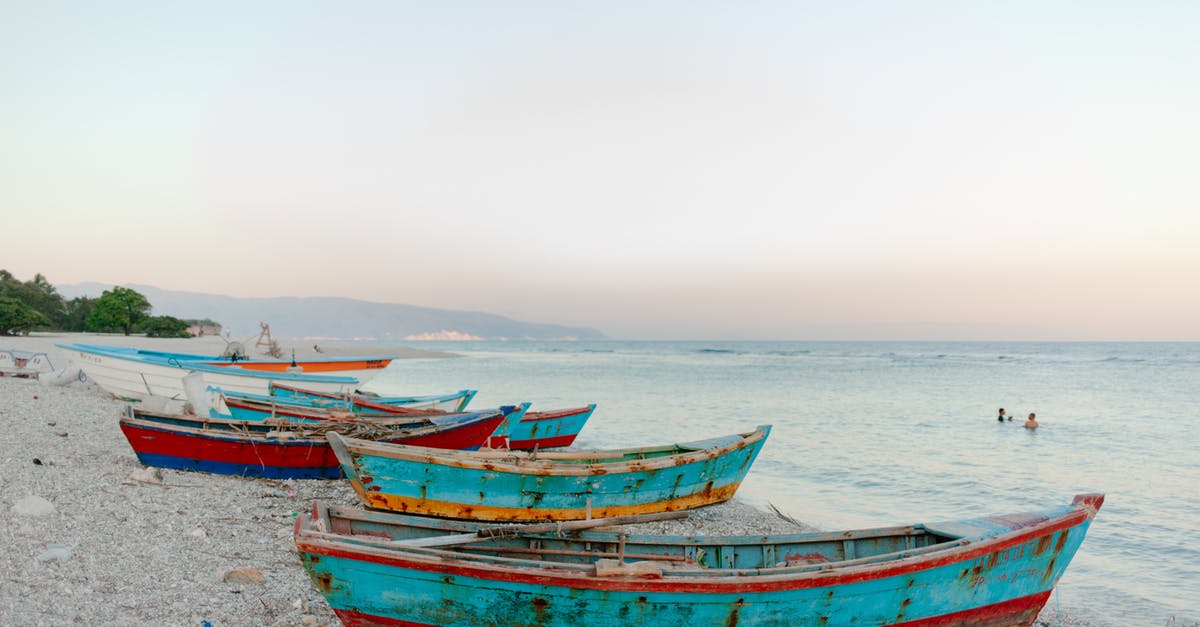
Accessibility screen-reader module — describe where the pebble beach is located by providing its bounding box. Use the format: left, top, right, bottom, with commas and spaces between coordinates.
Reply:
0, 334, 1107, 626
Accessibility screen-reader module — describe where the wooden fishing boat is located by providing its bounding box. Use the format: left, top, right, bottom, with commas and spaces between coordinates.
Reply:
483, 403, 596, 449
120, 406, 512, 479
267, 384, 592, 448
223, 387, 478, 416
64, 343, 393, 380
219, 393, 470, 422
59, 343, 361, 410
270, 382, 477, 413
224, 393, 592, 451
295, 494, 1104, 626
326, 425, 771, 521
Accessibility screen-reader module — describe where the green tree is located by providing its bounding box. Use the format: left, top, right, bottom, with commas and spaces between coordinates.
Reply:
0, 297, 50, 336
61, 296, 94, 332
137, 315, 191, 338
86, 286, 151, 335
0, 270, 65, 326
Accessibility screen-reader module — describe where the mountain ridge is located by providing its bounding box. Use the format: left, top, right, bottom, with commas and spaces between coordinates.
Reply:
57, 282, 606, 341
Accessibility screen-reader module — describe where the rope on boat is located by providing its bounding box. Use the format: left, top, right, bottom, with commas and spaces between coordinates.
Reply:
254, 417, 405, 440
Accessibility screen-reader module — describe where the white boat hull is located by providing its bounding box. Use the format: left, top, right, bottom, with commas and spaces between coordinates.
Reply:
67, 348, 359, 413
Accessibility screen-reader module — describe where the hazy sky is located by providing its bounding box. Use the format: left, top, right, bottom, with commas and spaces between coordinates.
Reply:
4, 2, 1197, 340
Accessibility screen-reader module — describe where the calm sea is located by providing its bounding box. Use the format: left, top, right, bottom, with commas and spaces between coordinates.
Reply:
360, 341, 1199, 625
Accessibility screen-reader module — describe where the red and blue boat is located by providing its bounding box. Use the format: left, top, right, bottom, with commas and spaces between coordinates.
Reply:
295, 493, 1104, 626
118, 405, 515, 479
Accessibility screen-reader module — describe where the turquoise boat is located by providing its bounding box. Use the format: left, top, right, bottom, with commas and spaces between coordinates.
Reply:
325, 425, 771, 522
218, 387, 477, 417
267, 382, 477, 413
482, 403, 596, 449
295, 494, 1104, 626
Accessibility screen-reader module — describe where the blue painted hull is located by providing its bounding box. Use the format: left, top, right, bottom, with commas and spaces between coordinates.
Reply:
326, 426, 771, 521
487, 404, 593, 449
296, 495, 1104, 626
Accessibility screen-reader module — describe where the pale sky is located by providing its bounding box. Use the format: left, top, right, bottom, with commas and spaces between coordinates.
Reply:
4, 2, 1198, 340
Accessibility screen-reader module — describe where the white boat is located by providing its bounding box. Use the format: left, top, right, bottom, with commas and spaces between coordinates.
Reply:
59, 343, 360, 413
63, 343, 393, 385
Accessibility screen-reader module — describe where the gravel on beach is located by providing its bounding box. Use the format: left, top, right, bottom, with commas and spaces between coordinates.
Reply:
0, 334, 1110, 626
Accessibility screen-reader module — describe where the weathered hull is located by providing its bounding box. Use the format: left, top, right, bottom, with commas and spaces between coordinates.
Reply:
221, 395, 448, 422
270, 383, 477, 413
61, 344, 359, 411
295, 495, 1103, 627
119, 409, 507, 479
327, 426, 771, 521
485, 404, 595, 449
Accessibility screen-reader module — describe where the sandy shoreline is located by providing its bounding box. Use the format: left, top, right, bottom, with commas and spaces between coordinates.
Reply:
0, 333, 1108, 626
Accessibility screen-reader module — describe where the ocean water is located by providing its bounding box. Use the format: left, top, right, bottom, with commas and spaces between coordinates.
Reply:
361, 341, 1199, 625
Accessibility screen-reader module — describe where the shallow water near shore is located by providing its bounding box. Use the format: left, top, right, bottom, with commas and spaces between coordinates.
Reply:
358, 340, 1199, 626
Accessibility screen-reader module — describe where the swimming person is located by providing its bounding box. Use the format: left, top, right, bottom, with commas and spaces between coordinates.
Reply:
1024, 412, 1039, 429
998, 408, 1006, 422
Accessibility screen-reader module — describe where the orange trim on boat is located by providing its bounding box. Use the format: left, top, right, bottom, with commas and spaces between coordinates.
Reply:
351, 482, 744, 522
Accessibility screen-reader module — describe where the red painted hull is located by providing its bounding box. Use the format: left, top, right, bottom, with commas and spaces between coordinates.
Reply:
119, 410, 505, 478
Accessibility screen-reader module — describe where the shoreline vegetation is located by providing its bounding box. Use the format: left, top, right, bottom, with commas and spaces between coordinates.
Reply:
1, 333, 1109, 626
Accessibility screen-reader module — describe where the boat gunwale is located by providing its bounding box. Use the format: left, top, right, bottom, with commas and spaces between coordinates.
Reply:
520, 404, 598, 422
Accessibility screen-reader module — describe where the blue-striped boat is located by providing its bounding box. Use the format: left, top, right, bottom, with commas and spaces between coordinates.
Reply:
222, 394, 593, 451
326, 425, 771, 522
268, 382, 477, 413
218, 387, 478, 416
295, 494, 1104, 626
219, 394, 526, 425
265, 385, 593, 448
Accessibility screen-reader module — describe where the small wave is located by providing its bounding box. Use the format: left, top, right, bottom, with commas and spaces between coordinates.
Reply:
695, 348, 740, 355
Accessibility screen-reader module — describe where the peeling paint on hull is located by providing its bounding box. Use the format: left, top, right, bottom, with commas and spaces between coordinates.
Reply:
295, 495, 1102, 627
118, 408, 507, 479
327, 426, 771, 522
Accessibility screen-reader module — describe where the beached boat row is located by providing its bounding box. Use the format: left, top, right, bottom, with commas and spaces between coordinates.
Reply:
61, 341, 1102, 626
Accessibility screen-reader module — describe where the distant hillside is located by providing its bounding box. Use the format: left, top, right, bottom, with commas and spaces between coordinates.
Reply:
58, 283, 605, 341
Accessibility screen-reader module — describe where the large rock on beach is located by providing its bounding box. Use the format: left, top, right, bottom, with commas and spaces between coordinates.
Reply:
222, 567, 266, 585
